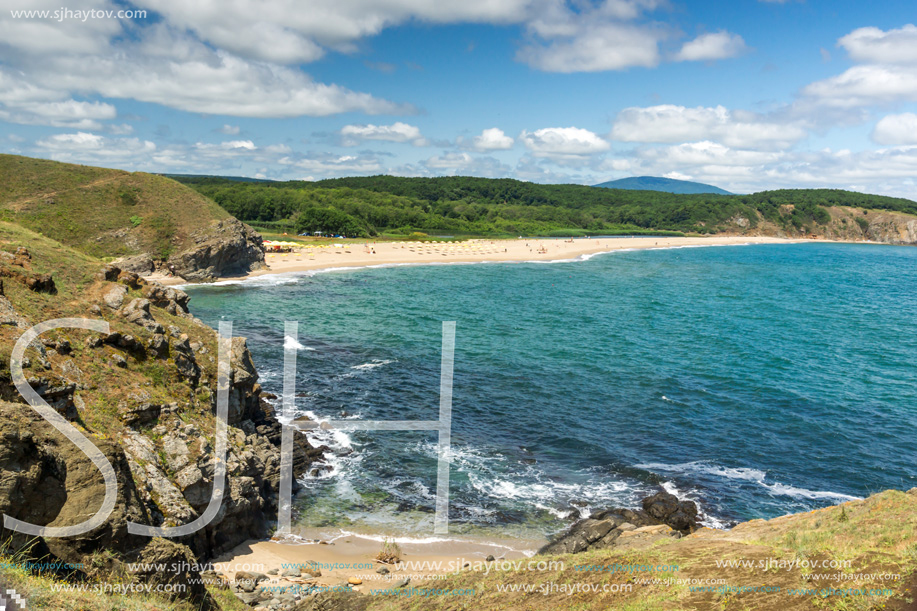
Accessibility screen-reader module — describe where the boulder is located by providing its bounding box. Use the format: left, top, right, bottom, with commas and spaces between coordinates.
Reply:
538, 491, 697, 555
116, 253, 154, 275
102, 284, 128, 309
641, 491, 700, 533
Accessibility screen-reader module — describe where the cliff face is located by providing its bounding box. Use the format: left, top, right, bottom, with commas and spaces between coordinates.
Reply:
723, 206, 917, 244
118, 217, 267, 281
0, 232, 319, 608
164, 218, 266, 282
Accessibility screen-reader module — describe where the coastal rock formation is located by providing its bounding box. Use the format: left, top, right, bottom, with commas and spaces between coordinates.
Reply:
166, 218, 265, 282
537, 491, 699, 555
0, 400, 214, 608
0, 250, 323, 606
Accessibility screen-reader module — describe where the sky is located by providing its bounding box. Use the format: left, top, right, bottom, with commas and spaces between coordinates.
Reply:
1, 0, 917, 197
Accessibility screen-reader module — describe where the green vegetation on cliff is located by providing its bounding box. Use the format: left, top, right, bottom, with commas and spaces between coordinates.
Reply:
174, 174, 917, 237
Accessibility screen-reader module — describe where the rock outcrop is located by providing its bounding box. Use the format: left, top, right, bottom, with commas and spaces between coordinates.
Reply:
166, 218, 265, 282
0, 257, 322, 606
537, 491, 700, 555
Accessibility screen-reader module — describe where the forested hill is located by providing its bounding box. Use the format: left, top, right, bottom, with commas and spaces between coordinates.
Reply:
172, 174, 917, 239
594, 176, 732, 195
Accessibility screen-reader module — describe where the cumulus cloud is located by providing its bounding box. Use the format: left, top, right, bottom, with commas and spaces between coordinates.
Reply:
340, 122, 426, 146
472, 128, 514, 151
521, 127, 610, 158
218, 124, 241, 135
0, 18, 408, 119
0, 70, 118, 129
34, 131, 157, 165
838, 24, 917, 65
802, 25, 917, 108
140, 0, 533, 64
674, 31, 747, 62
611, 105, 807, 150
802, 65, 917, 108
280, 151, 386, 176
422, 152, 510, 176
872, 112, 917, 145
518, 22, 663, 72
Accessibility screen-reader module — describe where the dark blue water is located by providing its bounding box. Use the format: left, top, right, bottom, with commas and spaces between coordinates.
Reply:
185, 243, 917, 538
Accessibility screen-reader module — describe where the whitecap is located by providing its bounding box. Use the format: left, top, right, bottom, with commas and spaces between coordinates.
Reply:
351, 359, 395, 371
284, 336, 315, 351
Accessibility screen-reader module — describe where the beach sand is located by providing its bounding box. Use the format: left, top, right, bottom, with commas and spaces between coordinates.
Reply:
156, 235, 805, 286
212, 529, 544, 591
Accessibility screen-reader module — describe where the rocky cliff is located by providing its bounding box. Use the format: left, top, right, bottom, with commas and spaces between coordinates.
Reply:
116, 217, 266, 281
0, 226, 321, 608
166, 218, 266, 282
723, 205, 917, 244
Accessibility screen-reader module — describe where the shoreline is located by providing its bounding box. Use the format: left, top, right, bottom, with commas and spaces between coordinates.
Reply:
212, 529, 544, 590
157, 235, 814, 287
198, 235, 806, 584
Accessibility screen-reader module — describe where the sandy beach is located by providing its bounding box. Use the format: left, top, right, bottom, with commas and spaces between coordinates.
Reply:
155, 235, 806, 286
212, 530, 543, 592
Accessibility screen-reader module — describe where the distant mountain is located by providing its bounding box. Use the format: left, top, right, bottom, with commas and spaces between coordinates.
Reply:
595, 176, 732, 195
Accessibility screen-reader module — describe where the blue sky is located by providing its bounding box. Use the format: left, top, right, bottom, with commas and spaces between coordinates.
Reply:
2, 0, 917, 196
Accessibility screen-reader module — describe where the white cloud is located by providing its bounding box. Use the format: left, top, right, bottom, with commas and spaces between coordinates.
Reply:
521, 127, 610, 158
518, 22, 663, 72
801, 25, 917, 109
674, 31, 747, 62
802, 65, 917, 108
611, 105, 807, 150
663, 171, 693, 180
0, 22, 408, 119
422, 152, 510, 176
638, 140, 784, 167
472, 128, 514, 151
34, 131, 157, 165
280, 152, 386, 177
264, 143, 293, 154
838, 24, 917, 65
872, 112, 917, 145
107, 123, 134, 135
218, 124, 241, 135
340, 122, 425, 145
140, 0, 533, 64
0, 71, 118, 128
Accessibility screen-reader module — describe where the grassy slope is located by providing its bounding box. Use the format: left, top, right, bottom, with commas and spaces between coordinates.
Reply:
367, 490, 917, 611
0, 154, 229, 260
0, 221, 223, 437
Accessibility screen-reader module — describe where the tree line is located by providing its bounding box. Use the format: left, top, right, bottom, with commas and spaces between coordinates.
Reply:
169, 174, 917, 238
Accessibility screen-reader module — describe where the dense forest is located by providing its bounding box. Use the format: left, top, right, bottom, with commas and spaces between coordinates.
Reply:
170, 174, 917, 238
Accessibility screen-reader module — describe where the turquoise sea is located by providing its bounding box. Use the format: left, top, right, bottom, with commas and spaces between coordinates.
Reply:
185, 243, 917, 540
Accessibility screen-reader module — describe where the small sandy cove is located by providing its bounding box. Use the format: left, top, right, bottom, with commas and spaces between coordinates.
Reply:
212, 530, 542, 591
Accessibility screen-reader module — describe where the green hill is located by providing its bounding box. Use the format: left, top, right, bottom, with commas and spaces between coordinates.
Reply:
0, 154, 231, 260
173, 174, 917, 240
594, 175, 732, 195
